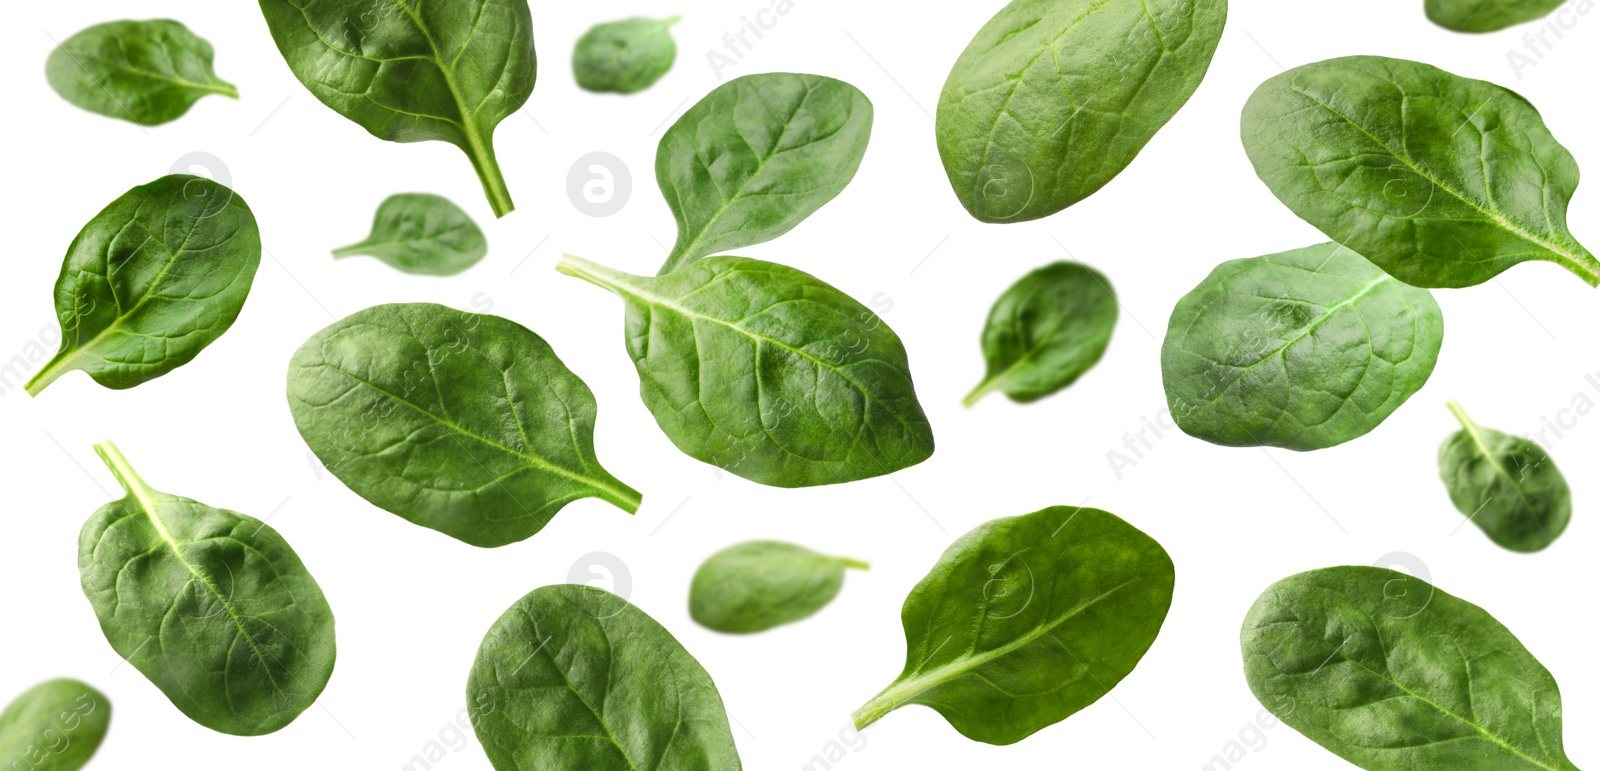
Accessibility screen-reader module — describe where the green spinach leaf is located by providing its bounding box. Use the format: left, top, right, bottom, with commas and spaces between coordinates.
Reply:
334, 193, 487, 276
258, 0, 536, 217
656, 73, 873, 274
558, 254, 934, 487
287, 303, 640, 547
79, 442, 336, 736
1162, 243, 1443, 451
1242, 55, 1598, 288
965, 261, 1117, 407
853, 506, 1174, 745
573, 16, 680, 94
690, 541, 868, 633
468, 585, 742, 769
46, 19, 236, 126
1242, 566, 1579, 770
1426, 0, 1566, 32
26, 174, 260, 396
0, 680, 110, 771
936, 0, 1227, 223
1439, 401, 1571, 552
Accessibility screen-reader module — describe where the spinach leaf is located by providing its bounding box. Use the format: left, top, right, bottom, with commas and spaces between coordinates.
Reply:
558, 254, 934, 487
26, 174, 260, 396
46, 19, 236, 126
853, 506, 1173, 745
1242, 55, 1598, 288
1426, 0, 1566, 32
1242, 566, 1579, 770
656, 73, 873, 274
468, 585, 743, 770
690, 541, 868, 633
572, 16, 680, 94
287, 303, 640, 547
1162, 243, 1443, 451
1439, 401, 1571, 552
258, 0, 536, 217
936, 0, 1227, 223
334, 193, 487, 276
79, 442, 336, 736
0, 680, 110, 771
965, 261, 1117, 407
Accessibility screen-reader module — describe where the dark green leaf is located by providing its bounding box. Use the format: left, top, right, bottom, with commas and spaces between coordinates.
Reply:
333, 193, 487, 276
558, 254, 934, 487
46, 19, 236, 126
78, 442, 336, 736
690, 541, 868, 633
656, 73, 873, 274
1162, 243, 1443, 451
1242, 55, 1598, 288
1426, 0, 1566, 32
853, 506, 1174, 745
467, 585, 743, 770
0, 680, 110, 771
965, 261, 1117, 407
257, 0, 536, 217
287, 303, 640, 548
572, 16, 680, 94
1242, 566, 1579, 770
1439, 401, 1570, 552
26, 175, 261, 396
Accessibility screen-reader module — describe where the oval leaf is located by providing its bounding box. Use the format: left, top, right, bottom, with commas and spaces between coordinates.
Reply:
1439, 401, 1571, 552
853, 506, 1174, 745
333, 193, 487, 276
690, 541, 869, 633
257, 0, 536, 217
468, 585, 743, 770
1162, 243, 1444, 451
46, 19, 237, 126
1242, 566, 1578, 770
572, 16, 680, 94
287, 303, 640, 547
27, 174, 261, 396
1426, 0, 1565, 32
558, 254, 935, 487
964, 261, 1117, 407
78, 442, 336, 736
1242, 55, 1598, 288
0, 679, 110, 771
656, 73, 873, 274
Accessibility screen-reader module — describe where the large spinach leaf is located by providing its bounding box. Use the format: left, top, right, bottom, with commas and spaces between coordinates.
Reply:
936, 0, 1227, 223
558, 254, 934, 487
467, 585, 742, 770
1242, 566, 1579, 770
1439, 401, 1570, 552
287, 303, 640, 547
1162, 243, 1443, 451
0, 680, 110, 771
965, 261, 1117, 407
334, 193, 487, 276
690, 541, 868, 634
258, 0, 536, 217
853, 506, 1173, 745
1426, 0, 1566, 32
572, 16, 680, 94
656, 73, 873, 274
79, 442, 336, 736
1242, 55, 1598, 288
46, 19, 236, 126
26, 174, 260, 396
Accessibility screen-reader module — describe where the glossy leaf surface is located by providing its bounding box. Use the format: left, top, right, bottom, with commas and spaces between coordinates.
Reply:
46, 19, 236, 126
1439, 401, 1571, 552
572, 16, 679, 94
0, 680, 110, 771
1426, 0, 1566, 32
965, 261, 1117, 407
334, 193, 487, 276
690, 541, 868, 633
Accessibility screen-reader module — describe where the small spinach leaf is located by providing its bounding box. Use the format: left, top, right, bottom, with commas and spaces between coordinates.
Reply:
79, 442, 336, 736
0, 680, 110, 771
853, 506, 1174, 745
26, 174, 260, 396
258, 0, 536, 217
690, 541, 868, 633
47, 19, 236, 126
558, 254, 934, 487
656, 73, 873, 274
468, 585, 743, 770
572, 16, 680, 94
936, 0, 1227, 223
1242, 55, 1598, 288
965, 261, 1117, 407
287, 303, 640, 547
1439, 401, 1571, 552
1162, 243, 1443, 451
334, 193, 487, 276
1426, 0, 1566, 32
1242, 566, 1579, 770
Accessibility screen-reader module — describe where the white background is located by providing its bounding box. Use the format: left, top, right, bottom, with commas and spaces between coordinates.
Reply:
2, 1, 1597, 769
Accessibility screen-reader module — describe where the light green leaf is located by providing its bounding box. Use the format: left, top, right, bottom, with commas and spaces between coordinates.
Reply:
965, 261, 1117, 407
572, 16, 680, 94
1439, 401, 1571, 552
46, 19, 236, 126
334, 193, 487, 276
1426, 0, 1566, 32
690, 541, 868, 633
0, 680, 110, 771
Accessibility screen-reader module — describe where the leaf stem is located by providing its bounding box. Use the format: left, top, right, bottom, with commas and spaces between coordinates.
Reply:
839, 557, 871, 571
24, 350, 77, 397
330, 243, 366, 259
94, 441, 152, 500
961, 377, 999, 408
851, 684, 906, 730
556, 254, 632, 293
465, 140, 514, 218
1446, 400, 1477, 434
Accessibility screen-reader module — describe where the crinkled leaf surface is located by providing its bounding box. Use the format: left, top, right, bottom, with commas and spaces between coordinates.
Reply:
1426, 0, 1566, 32
690, 541, 868, 633
965, 261, 1117, 407
572, 16, 679, 94
333, 193, 487, 276
0, 680, 110, 771
1439, 401, 1571, 552
46, 19, 237, 125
